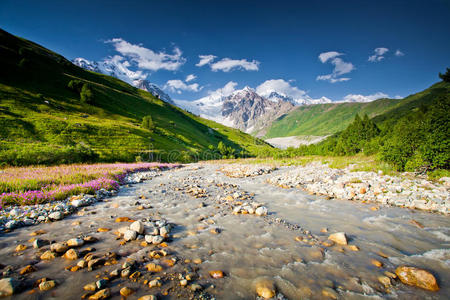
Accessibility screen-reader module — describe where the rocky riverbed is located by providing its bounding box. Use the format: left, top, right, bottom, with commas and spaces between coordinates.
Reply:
0, 163, 449, 299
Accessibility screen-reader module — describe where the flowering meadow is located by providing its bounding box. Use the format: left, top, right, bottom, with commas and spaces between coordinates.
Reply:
0, 163, 178, 208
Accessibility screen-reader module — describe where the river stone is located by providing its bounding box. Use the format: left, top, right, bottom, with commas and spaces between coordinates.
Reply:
138, 295, 157, 300
39, 280, 56, 291
40, 250, 56, 260
96, 279, 108, 290
254, 278, 276, 299
63, 249, 78, 260
395, 266, 439, 291
0, 278, 20, 297
51, 242, 69, 253
33, 238, 49, 249
255, 206, 268, 216
124, 230, 137, 241
159, 226, 170, 236
9, 208, 21, 217
120, 287, 134, 296
151, 235, 164, 244
67, 238, 84, 247
328, 232, 347, 245
48, 211, 64, 221
130, 221, 144, 234
89, 288, 110, 300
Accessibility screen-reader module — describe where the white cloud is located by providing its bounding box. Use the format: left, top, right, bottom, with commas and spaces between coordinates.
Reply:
340, 92, 389, 103
196, 55, 216, 67
256, 79, 307, 99
318, 51, 343, 63
185, 74, 197, 82
368, 47, 389, 62
395, 49, 404, 57
317, 52, 354, 83
98, 55, 147, 83
210, 58, 260, 72
210, 81, 238, 97
106, 38, 186, 71
164, 79, 202, 94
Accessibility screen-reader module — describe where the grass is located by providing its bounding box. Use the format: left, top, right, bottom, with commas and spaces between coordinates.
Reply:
0, 28, 273, 166
0, 162, 178, 207
264, 81, 450, 138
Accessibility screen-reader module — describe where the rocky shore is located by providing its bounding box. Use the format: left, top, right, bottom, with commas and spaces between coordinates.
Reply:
261, 163, 449, 214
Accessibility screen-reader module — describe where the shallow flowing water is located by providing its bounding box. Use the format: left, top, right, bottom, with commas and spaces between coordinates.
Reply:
0, 164, 449, 299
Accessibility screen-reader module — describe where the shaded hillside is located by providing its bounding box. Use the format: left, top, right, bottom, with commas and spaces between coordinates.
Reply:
0, 29, 272, 165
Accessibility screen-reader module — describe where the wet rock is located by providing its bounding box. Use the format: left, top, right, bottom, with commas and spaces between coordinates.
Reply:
120, 287, 134, 297
254, 278, 276, 299
67, 238, 84, 247
149, 279, 162, 288
20, 265, 37, 275
146, 263, 163, 273
88, 258, 105, 269
96, 279, 108, 290
124, 230, 137, 241
39, 280, 56, 291
48, 211, 64, 221
190, 284, 202, 292
130, 221, 144, 234
33, 238, 49, 249
40, 250, 56, 260
84, 282, 97, 291
328, 232, 347, 245
209, 270, 224, 279
63, 249, 79, 260
255, 206, 268, 216
138, 296, 157, 300
15, 244, 27, 252
378, 276, 391, 287
0, 278, 20, 297
88, 288, 110, 300
395, 266, 439, 291
50, 242, 69, 253
371, 259, 383, 268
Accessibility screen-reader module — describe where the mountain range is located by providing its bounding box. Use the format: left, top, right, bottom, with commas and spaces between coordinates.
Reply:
72, 57, 392, 136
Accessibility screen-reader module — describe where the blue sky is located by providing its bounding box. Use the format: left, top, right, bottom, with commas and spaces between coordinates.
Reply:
1, 0, 449, 102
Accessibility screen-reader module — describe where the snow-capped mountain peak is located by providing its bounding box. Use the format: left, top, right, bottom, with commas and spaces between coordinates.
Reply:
72, 57, 173, 104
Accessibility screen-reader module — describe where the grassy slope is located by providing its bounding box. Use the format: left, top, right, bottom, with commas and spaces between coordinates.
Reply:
265, 81, 450, 138
0, 29, 272, 163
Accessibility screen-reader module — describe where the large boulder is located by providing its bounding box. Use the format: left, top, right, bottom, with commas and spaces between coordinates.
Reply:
0, 278, 20, 297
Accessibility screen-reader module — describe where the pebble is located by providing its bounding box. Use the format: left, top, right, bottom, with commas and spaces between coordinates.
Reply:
67, 238, 84, 247
48, 211, 64, 220
50, 242, 69, 253
33, 238, 49, 248
124, 230, 137, 241
395, 266, 439, 291
39, 280, 56, 291
40, 250, 56, 260
255, 206, 268, 216
209, 270, 224, 278
63, 249, 78, 260
130, 221, 145, 234
88, 288, 110, 300
138, 296, 157, 300
254, 278, 276, 299
120, 287, 134, 297
149, 279, 162, 288
20, 265, 37, 275
328, 232, 347, 245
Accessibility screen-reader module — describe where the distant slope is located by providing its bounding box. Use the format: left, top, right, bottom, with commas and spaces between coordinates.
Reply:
265, 81, 450, 138
265, 98, 399, 138
0, 28, 272, 165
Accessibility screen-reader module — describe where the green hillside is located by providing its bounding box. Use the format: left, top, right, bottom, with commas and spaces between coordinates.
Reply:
264, 81, 450, 138
0, 29, 271, 165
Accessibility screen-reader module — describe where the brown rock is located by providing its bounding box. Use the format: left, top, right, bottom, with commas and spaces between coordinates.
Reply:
145, 263, 163, 273
30, 229, 46, 236
120, 287, 134, 297
328, 232, 347, 245
64, 249, 79, 260
348, 245, 359, 251
20, 265, 37, 275
254, 278, 276, 299
89, 288, 110, 300
115, 217, 131, 222
84, 282, 97, 291
15, 244, 27, 252
378, 276, 391, 287
360, 187, 367, 194
97, 228, 111, 232
395, 266, 439, 291
50, 242, 69, 253
138, 296, 157, 300
40, 250, 56, 260
322, 287, 338, 299
39, 280, 56, 291
209, 270, 224, 278
371, 259, 383, 268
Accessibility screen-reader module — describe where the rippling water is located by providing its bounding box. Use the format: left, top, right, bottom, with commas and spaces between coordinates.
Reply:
0, 164, 448, 299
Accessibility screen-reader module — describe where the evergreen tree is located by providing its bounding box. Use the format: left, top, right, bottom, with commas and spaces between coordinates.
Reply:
439, 67, 450, 83
142, 115, 155, 131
